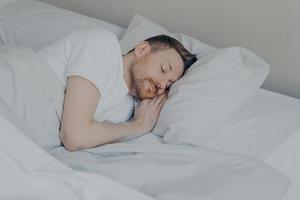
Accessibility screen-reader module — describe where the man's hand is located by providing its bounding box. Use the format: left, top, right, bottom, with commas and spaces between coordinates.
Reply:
132, 92, 168, 133
61, 76, 168, 151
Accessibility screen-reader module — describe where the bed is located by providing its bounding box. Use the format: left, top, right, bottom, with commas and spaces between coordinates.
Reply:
0, 1, 299, 199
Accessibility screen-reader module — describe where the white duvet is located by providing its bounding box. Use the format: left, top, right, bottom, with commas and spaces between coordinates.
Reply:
51, 140, 290, 200
0, 45, 291, 199
0, 115, 154, 200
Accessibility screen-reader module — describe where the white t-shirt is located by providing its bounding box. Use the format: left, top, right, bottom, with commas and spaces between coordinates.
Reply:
38, 28, 134, 123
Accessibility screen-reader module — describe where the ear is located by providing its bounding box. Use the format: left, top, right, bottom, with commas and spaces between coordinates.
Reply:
133, 41, 151, 58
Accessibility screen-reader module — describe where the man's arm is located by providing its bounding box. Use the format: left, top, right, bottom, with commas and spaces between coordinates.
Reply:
60, 76, 166, 151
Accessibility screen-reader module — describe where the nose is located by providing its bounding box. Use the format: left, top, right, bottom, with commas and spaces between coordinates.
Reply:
166, 81, 172, 89
162, 77, 173, 89
157, 79, 172, 93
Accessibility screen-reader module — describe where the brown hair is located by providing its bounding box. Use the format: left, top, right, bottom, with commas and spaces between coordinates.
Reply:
128, 35, 197, 72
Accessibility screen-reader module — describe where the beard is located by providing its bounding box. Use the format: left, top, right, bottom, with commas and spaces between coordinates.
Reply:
134, 78, 157, 100
130, 63, 158, 100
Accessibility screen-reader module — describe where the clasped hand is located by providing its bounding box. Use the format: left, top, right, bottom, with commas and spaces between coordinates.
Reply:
133, 92, 168, 134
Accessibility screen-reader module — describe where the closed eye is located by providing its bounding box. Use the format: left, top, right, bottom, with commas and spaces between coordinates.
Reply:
161, 65, 165, 73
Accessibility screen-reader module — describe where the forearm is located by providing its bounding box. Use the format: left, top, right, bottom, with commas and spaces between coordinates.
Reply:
60, 120, 143, 151
84, 120, 143, 147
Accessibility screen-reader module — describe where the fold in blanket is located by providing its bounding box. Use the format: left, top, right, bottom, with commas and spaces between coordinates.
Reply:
51, 141, 290, 200
0, 115, 154, 200
0, 45, 64, 151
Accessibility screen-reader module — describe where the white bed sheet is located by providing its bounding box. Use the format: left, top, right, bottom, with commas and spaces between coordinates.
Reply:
196, 88, 300, 200
195, 88, 300, 200
243, 89, 300, 200
128, 129, 300, 200
190, 89, 300, 161
265, 128, 300, 200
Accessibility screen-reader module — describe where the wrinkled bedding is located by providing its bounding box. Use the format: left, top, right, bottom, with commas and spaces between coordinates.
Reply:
50, 136, 290, 200
0, 45, 290, 199
0, 45, 64, 151
0, 115, 154, 200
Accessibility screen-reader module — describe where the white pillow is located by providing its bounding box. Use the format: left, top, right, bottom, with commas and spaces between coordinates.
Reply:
121, 14, 270, 146
153, 48, 270, 145
120, 14, 215, 56
0, 0, 124, 50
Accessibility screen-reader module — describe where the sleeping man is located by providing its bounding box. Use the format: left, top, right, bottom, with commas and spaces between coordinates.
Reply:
39, 28, 197, 151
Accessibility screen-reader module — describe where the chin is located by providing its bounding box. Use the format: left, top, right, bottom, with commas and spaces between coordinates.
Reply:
137, 90, 154, 100
136, 83, 155, 100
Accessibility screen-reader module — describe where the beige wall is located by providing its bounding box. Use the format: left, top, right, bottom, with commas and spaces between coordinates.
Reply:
44, 0, 300, 99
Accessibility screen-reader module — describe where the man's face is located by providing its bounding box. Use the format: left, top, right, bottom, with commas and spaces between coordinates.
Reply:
131, 47, 184, 100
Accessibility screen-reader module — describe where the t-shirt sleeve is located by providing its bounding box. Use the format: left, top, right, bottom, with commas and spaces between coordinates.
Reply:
63, 28, 120, 95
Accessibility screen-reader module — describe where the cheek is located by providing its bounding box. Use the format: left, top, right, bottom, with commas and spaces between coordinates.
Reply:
132, 60, 151, 80
131, 57, 159, 99
135, 79, 156, 100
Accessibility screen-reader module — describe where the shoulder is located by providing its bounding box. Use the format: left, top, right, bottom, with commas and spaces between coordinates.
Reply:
66, 28, 119, 45
63, 28, 121, 56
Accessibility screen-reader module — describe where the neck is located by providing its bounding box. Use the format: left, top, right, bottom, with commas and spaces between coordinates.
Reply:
122, 53, 135, 96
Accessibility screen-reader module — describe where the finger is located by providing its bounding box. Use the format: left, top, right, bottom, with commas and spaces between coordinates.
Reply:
141, 99, 151, 105
157, 93, 168, 110
149, 94, 163, 107
153, 93, 165, 105
146, 98, 156, 108
164, 90, 169, 97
